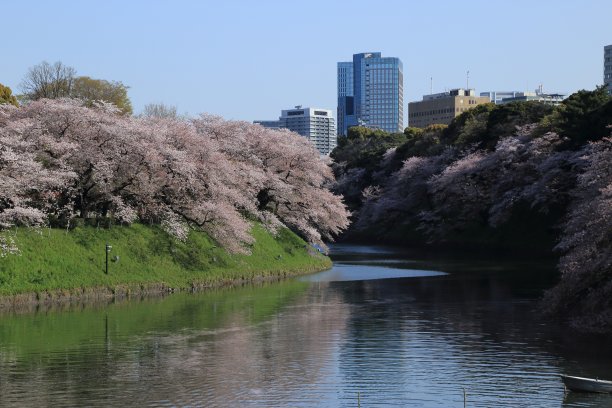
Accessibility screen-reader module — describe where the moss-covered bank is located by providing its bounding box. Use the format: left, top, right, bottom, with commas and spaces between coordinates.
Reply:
0, 224, 331, 306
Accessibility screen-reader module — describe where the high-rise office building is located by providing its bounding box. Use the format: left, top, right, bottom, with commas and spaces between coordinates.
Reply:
254, 106, 337, 155
337, 62, 356, 137
605, 44, 612, 94
337, 52, 403, 135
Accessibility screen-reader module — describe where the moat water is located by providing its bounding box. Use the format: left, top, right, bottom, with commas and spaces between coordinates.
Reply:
0, 244, 611, 407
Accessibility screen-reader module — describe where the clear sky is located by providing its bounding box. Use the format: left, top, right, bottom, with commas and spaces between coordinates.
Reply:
2, 0, 611, 123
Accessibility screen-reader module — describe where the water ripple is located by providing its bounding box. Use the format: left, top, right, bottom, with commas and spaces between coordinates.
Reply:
1, 246, 611, 407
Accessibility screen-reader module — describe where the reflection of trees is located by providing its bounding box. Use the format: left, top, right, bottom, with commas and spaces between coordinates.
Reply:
330, 258, 612, 406
333, 257, 559, 335
2, 250, 612, 406
0, 282, 350, 407
0, 281, 309, 359
145, 285, 350, 406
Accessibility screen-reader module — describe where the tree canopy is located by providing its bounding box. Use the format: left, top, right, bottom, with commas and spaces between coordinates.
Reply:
440, 102, 556, 148
332, 126, 407, 171
542, 86, 612, 147
20, 61, 76, 100
0, 100, 349, 254
141, 102, 178, 119
71, 76, 133, 115
19, 61, 133, 115
0, 83, 18, 107
330, 87, 612, 330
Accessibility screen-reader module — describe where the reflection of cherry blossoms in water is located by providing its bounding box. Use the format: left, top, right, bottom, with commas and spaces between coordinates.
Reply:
89, 285, 351, 407
1, 246, 611, 407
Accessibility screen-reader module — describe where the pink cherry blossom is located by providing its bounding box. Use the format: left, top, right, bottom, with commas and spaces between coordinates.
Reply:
0, 99, 349, 254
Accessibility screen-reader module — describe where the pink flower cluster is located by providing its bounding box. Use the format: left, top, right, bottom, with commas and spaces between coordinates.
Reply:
0, 99, 349, 253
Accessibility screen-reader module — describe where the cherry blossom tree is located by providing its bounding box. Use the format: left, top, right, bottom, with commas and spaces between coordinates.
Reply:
0, 99, 349, 254
193, 115, 350, 251
355, 150, 455, 237
544, 137, 612, 330
351, 126, 585, 245
0, 103, 76, 255
0, 103, 76, 230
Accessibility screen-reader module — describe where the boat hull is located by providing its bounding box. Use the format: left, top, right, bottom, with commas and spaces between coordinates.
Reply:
561, 375, 612, 393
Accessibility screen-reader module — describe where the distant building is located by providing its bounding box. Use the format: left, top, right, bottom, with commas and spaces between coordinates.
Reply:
408, 88, 490, 128
254, 106, 337, 155
605, 44, 612, 94
484, 86, 566, 105
337, 61, 356, 137
480, 91, 523, 105
337, 52, 404, 135
252, 120, 281, 129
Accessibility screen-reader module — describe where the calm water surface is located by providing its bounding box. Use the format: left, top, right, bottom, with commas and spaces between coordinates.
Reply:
1, 244, 611, 407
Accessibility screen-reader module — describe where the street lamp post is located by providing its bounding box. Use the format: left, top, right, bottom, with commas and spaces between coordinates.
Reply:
105, 243, 112, 274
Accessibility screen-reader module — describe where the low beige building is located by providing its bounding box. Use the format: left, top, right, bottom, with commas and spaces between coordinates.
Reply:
408, 89, 490, 128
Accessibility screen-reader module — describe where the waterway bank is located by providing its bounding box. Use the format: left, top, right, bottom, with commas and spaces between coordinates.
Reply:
0, 223, 331, 310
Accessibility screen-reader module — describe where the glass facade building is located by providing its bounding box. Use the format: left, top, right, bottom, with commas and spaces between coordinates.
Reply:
337, 52, 403, 135
605, 45, 612, 95
337, 62, 355, 137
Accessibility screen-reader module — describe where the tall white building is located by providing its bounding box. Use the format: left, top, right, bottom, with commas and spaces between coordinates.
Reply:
254, 106, 337, 155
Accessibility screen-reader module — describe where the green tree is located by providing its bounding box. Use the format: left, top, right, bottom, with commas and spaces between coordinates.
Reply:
331, 127, 407, 211
72, 76, 133, 115
543, 86, 612, 147
19, 62, 133, 115
403, 127, 424, 139
486, 101, 554, 143
0, 83, 18, 106
442, 101, 557, 149
394, 124, 445, 163
441, 103, 496, 147
332, 126, 406, 171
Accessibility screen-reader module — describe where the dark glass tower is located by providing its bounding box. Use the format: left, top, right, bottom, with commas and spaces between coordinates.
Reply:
337, 61, 355, 137
605, 45, 612, 95
337, 52, 403, 135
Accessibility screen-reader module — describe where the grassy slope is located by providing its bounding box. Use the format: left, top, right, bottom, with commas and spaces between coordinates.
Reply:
0, 224, 331, 296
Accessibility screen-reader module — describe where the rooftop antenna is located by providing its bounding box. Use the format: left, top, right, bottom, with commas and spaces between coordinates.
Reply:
430, 77, 433, 95
466, 70, 470, 90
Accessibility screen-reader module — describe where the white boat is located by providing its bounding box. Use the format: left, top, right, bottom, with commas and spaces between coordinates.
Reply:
560, 374, 612, 393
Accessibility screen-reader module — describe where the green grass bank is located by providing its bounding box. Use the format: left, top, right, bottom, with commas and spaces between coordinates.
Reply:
0, 223, 331, 303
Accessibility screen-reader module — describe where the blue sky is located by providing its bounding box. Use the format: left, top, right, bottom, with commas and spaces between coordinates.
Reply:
2, 0, 611, 123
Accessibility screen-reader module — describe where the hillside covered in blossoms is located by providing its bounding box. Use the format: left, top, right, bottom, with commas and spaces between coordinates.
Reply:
0, 98, 350, 256
331, 87, 612, 330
